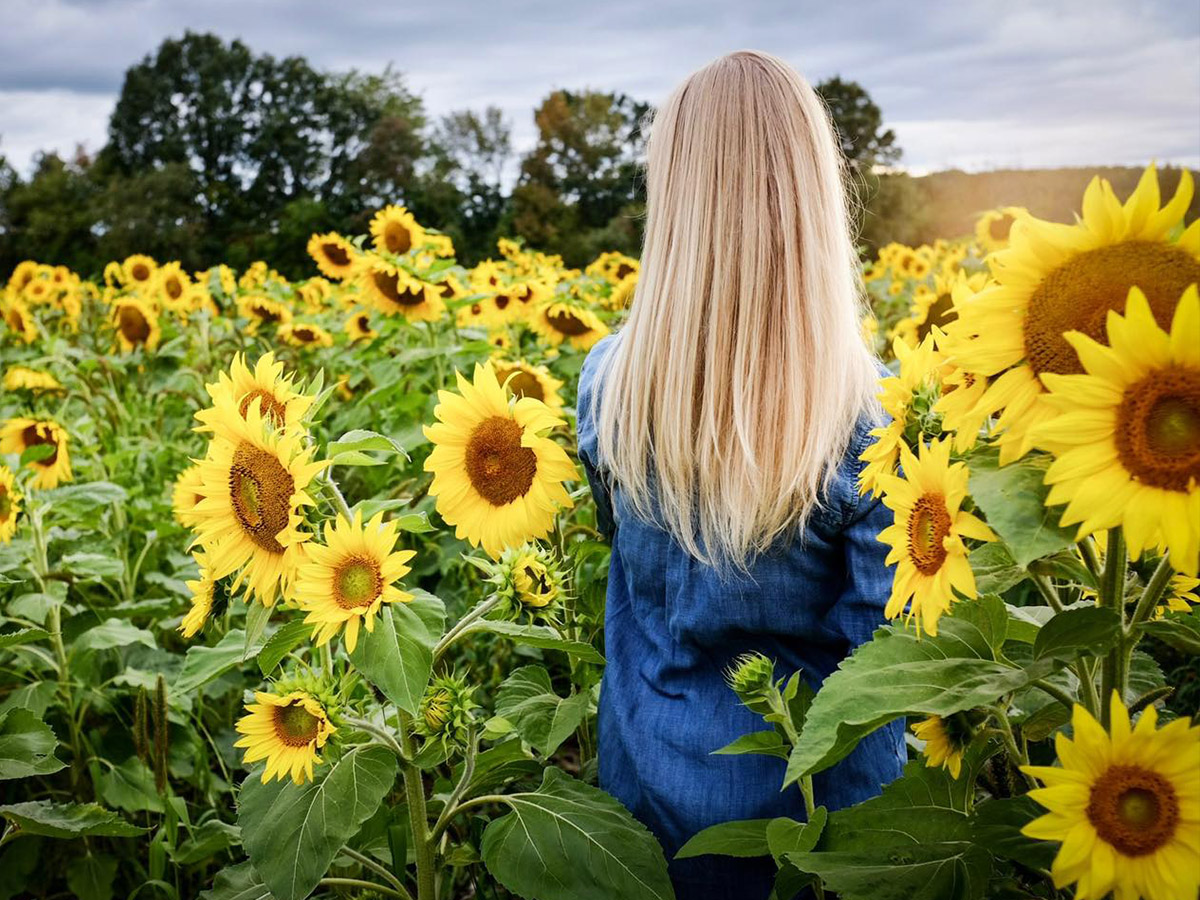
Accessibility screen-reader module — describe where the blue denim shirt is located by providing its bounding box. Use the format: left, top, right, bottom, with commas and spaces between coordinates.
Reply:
576, 334, 905, 900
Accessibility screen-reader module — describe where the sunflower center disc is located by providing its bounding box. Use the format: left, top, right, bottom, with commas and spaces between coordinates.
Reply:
21, 425, 58, 466
385, 223, 412, 255
1023, 242, 1200, 377
119, 306, 151, 344
228, 444, 294, 553
615, 263, 635, 280
917, 292, 957, 342
465, 416, 538, 506
372, 271, 425, 307
238, 389, 288, 428
322, 242, 350, 266
494, 294, 511, 311
547, 309, 591, 336
907, 493, 951, 575
0, 486, 11, 519
273, 701, 320, 746
1087, 764, 1179, 856
499, 369, 545, 402
166, 278, 182, 299
131, 264, 150, 281
335, 558, 383, 609
1116, 369, 1200, 491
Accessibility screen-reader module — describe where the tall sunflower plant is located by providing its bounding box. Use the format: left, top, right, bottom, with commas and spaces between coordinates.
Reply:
686, 166, 1200, 900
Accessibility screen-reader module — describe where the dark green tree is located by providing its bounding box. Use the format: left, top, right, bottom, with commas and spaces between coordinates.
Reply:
814, 76, 900, 174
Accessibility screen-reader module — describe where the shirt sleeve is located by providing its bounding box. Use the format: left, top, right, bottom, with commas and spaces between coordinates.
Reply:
575, 336, 617, 540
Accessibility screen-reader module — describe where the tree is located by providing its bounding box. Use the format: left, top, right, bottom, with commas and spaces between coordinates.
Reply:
814, 76, 899, 174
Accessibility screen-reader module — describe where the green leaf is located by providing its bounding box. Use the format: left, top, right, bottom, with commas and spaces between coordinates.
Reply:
171, 819, 241, 865
99, 757, 163, 813
494, 665, 590, 756
176, 629, 263, 695
256, 621, 312, 676
1138, 612, 1200, 655
19, 443, 56, 465
1003, 604, 1051, 644
0, 627, 49, 649
457, 738, 542, 798
244, 602, 272, 658
676, 819, 771, 859
348, 590, 445, 715
0, 708, 64, 780
969, 543, 1028, 596
0, 801, 144, 838
73, 618, 155, 653
767, 807, 827, 859
199, 861, 273, 900
66, 855, 117, 900
711, 730, 789, 760
1032, 607, 1121, 661
1028, 551, 1097, 589
968, 453, 1074, 568
785, 762, 990, 900
40, 481, 127, 514
786, 618, 1052, 781
950, 596, 1009, 652
481, 767, 674, 900
470, 619, 605, 665
970, 796, 1056, 870
327, 429, 408, 466
59, 552, 125, 580
239, 745, 397, 900
393, 511, 435, 533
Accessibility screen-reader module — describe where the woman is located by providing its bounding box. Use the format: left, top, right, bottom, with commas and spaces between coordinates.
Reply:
576, 51, 904, 898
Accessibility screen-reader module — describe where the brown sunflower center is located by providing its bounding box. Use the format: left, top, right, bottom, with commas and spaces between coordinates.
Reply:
615, 263, 635, 280
6, 308, 25, 331
130, 263, 151, 282
372, 271, 425, 307
273, 701, 321, 747
1023, 242, 1200, 377
251, 303, 282, 324
118, 306, 151, 344
384, 222, 412, 255
493, 294, 511, 311
907, 493, 951, 575
516, 286, 535, 304
238, 389, 288, 428
988, 214, 1015, 243
1114, 369, 1200, 491
464, 416, 538, 506
322, 242, 350, 267
293, 326, 318, 343
917, 292, 957, 342
21, 425, 58, 467
439, 282, 456, 299
334, 557, 383, 609
547, 309, 591, 337
1087, 764, 1179, 856
0, 485, 11, 521
165, 277, 183, 299
228, 443, 294, 553
500, 369, 545, 402
354, 314, 370, 331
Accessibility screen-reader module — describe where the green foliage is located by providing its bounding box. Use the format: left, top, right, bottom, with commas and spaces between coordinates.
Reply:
347, 590, 445, 715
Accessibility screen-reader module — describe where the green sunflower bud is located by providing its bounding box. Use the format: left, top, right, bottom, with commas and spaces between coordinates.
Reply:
415, 672, 478, 750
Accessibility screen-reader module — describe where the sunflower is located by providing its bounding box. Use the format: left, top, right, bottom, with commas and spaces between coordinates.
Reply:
238, 295, 292, 333
196, 352, 313, 435
172, 464, 206, 528
492, 359, 565, 411
370, 205, 425, 257
3, 366, 61, 393
911, 713, 973, 779
156, 262, 192, 313
858, 334, 945, 497
876, 438, 996, 636
974, 206, 1028, 254
297, 278, 332, 313
3, 298, 39, 344
1022, 693, 1199, 900
359, 256, 446, 322
455, 299, 489, 329
342, 308, 375, 343
278, 321, 334, 349
606, 272, 637, 310
179, 552, 217, 639
0, 418, 72, 490
234, 690, 336, 785
190, 401, 326, 606
122, 254, 158, 288
942, 166, 1199, 464
424, 361, 576, 557
471, 260, 506, 291
893, 270, 988, 349
307, 232, 360, 281
294, 511, 416, 653
1033, 286, 1199, 575
0, 466, 21, 543
7, 261, 38, 292
111, 297, 161, 353
510, 548, 561, 610
488, 331, 512, 353
1159, 573, 1199, 614
527, 300, 608, 351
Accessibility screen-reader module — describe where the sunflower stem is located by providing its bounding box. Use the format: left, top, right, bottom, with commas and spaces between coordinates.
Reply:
318, 877, 408, 899
1127, 553, 1173, 630
1098, 529, 1128, 728
433, 594, 501, 663
1074, 658, 1101, 718
430, 727, 478, 841
396, 712, 436, 900
1076, 537, 1102, 581
340, 846, 408, 894
323, 470, 354, 521
344, 717, 407, 761
1031, 574, 1065, 614
990, 705, 1036, 791
1031, 679, 1076, 713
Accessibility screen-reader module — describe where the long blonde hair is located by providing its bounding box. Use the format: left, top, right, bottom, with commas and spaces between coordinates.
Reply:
594, 50, 879, 567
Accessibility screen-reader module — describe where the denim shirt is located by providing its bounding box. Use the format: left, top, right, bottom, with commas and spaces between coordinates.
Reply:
576, 334, 905, 900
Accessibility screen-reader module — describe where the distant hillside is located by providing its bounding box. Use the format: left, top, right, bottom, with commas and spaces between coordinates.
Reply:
908, 165, 1200, 245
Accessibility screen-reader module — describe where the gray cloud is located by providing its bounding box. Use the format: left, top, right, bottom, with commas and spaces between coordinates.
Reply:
1, 0, 1196, 176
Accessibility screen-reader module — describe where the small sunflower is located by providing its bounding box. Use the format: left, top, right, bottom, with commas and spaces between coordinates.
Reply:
423, 361, 576, 556
238, 295, 293, 333
2, 298, 39, 344
528, 300, 608, 351
3, 366, 61, 393
510, 548, 561, 610
359, 256, 446, 322
0, 417, 72, 490
196, 352, 314, 436
111, 297, 161, 353
172, 464, 206, 528
1033, 286, 1200, 575
344, 309, 376, 343
943, 166, 1199, 464
278, 321, 334, 349
156, 262, 192, 313
370, 205, 426, 256
974, 206, 1028, 253
294, 511, 416, 653
1022, 693, 1200, 900
179, 552, 217, 639
606, 272, 637, 310
234, 690, 336, 785
307, 233, 359, 281
911, 713, 973, 779
877, 438, 996, 636
122, 254, 158, 288
1159, 573, 1199, 614
0, 466, 22, 543
492, 359, 565, 411
190, 401, 326, 606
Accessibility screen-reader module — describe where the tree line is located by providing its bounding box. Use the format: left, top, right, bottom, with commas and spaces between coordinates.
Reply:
0, 32, 901, 278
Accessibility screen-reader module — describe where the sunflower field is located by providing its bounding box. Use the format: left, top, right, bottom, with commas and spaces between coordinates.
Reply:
0, 165, 1197, 900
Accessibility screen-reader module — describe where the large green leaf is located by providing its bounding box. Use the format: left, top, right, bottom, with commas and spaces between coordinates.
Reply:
469, 619, 605, 664
199, 861, 274, 900
73, 618, 155, 653
969, 543, 1028, 596
238, 745, 397, 900
256, 620, 312, 676
786, 617, 1052, 781
967, 453, 1074, 568
480, 767, 674, 900
494, 665, 589, 757
1138, 612, 1200, 655
40, 481, 127, 515
66, 855, 117, 900
0, 801, 144, 838
711, 730, 789, 760
99, 757, 163, 813
0, 708, 64, 780
0, 627, 49, 649
785, 762, 990, 900
348, 590, 445, 715
176, 629, 263, 695
675, 819, 771, 859
970, 796, 1056, 870
1032, 606, 1121, 661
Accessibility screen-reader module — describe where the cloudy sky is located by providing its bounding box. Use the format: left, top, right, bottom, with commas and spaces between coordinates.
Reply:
2, 0, 1197, 178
